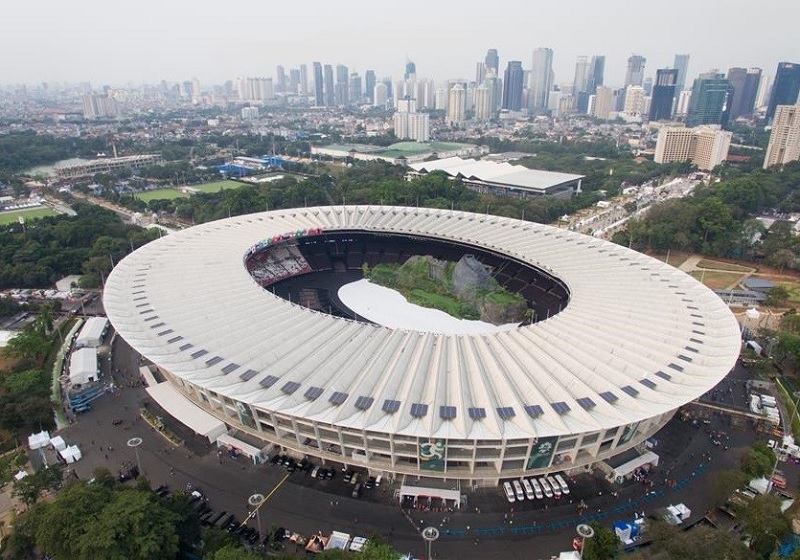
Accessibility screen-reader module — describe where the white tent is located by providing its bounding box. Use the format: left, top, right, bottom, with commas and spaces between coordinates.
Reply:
75, 317, 109, 348
14, 470, 28, 481
28, 430, 51, 449
69, 347, 98, 385
50, 435, 67, 451
59, 445, 82, 464
746, 308, 760, 320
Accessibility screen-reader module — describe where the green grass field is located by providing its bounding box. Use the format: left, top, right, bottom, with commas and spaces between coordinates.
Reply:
696, 258, 754, 273
689, 270, 744, 290
136, 180, 244, 202
136, 188, 187, 202
0, 207, 59, 225
188, 180, 244, 193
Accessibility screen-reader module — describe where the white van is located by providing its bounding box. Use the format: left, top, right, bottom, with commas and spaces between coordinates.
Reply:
554, 474, 570, 495
547, 476, 562, 497
520, 478, 535, 500
512, 480, 525, 501
530, 478, 544, 499
503, 481, 516, 503
539, 477, 554, 498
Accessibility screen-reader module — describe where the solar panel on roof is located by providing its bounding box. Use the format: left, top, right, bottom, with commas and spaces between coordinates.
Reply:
239, 369, 258, 381
468, 407, 486, 420
685, 346, 699, 352
410, 403, 429, 418
656, 370, 672, 381
439, 406, 457, 420
640, 378, 657, 389
206, 356, 223, 366
524, 405, 543, 418
191, 349, 208, 359
496, 406, 516, 419
305, 386, 324, 400
149, 322, 166, 329
599, 391, 618, 403
355, 396, 374, 410
167, 336, 183, 344
621, 385, 639, 397
551, 401, 571, 415
668, 363, 684, 372
179, 343, 193, 351
329, 391, 348, 405
143, 314, 158, 320
576, 397, 596, 410
221, 363, 240, 374
259, 375, 279, 388
281, 381, 300, 394
382, 399, 400, 413
689, 338, 703, 344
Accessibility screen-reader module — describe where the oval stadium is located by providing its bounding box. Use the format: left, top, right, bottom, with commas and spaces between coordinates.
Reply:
103, 206, 741, 485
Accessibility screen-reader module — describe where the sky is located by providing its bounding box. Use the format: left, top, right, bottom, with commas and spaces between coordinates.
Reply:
2, 0, 799, 88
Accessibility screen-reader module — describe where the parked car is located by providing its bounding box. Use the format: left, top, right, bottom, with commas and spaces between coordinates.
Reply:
520, 478, 535, 500
554, 474, 570, 495
512, 480, 525, 501
547, 476, 562, 497
539, 477, 554, 498
530, 478, 544, 499
503, 481, 516, 503
352, 482, 363, 498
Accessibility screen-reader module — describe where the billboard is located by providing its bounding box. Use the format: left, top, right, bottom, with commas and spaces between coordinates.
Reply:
418, 438, 446, 471
527, 436, 558, 470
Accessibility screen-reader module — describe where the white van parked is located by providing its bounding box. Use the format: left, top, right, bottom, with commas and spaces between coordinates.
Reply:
539, 477, 554, 498
547, 476, 562, 497
554, 474, 570, 495
520, 478, 535, 500
503, 481, 516, 503
530, 478, 544, 499
512, 480, 525, 501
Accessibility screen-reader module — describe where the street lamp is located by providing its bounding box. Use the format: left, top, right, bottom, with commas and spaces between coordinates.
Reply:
127, 437, 143, 476
576, 523, 595, 559
248, 493, 265, 538
421, 526, 439, 560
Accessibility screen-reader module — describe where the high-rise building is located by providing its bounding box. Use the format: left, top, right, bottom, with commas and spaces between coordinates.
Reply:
726, 67, 762, 120
349, 73, 362, 105
529, 48, 554, 111
625, 54, 647, 87
276, 65, 287, 94
675, 90, 692, 117
485, 49, 499, 77
476, 62, 487, 85
649, 68, 678, 121
502, 61, 525, 111
394, 103, 429, 142
673, 54, 690, 91
654, 125, 732, 170
767, 62, 800, 121
685, 71, 732, 127
474, 84, 492, 121
593, 86, 614, 120
365, 70, 376, 104
299, 64, 308, 96
288, 69, 300, 94
447, 84, 466, 125
324, 65, 335, 106
587, 55, 605, 95
573, 56, 591, 113
82, 93, 119, 119
405, 60, 416, 81
236, 77, 273, 102
373, 82, 388, 108
763, 104, 800, 169
381, 77, 393, 100
312, 62, 324, 106
623, 85, 646, 117
756, 74, 772, 111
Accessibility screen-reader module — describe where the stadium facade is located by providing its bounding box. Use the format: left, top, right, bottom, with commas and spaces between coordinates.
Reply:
104, 206, 740, 485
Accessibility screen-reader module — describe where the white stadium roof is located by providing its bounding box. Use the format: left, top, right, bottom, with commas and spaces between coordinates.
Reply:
104, 206, 740, 440
408, 157, 584, 193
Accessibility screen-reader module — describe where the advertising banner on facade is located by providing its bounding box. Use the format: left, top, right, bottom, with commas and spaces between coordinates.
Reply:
418, 438, 446, 471
527, 436, 558, 470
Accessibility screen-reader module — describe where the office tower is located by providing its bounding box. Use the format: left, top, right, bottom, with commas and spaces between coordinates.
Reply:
643, 78, 653, 97
529, 48, 554, 111
685, 71, 732, 127
324, 65, 335, 106
764, 104, 800, 169
312, 63, 324, 106
435, 88, 448, 110
587, 55, 605, 94
502, 61, 525, 111
299, 64, 308, 95
474, 84, 492, 121
756, 74, 771, 111
675, 90, 692, 117
625, 55, 646, 87
373, 82, 388, 108
623, 86, 646, 117
726, 67, 762, 120
288, 69, 300, 94
649, 68, 678, 121
334, 82, 349, 106
447, 84, 465, 124
573, 56, 591, 113
348, 73, 362, 105
381, 77, 393, 100
476, 62, 486, 85
365, 70, 376, 104
405, 60, 416, 81
82, 93, 119, 118
767, 62, 800, 121
593, 86, 613, 119
673, 54, 690, 91
485, 49, 499, 77
276, 66, 286, 94
236, 77, 273, 101
654, 126, 732, 170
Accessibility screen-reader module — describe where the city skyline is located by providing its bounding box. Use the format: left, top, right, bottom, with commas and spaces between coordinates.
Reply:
2, 0, 797, 88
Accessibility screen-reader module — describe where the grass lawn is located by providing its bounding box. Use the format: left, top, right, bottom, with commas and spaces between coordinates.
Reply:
136, 188, 187, 202
408, 289, 472, 318
0, 207, 58, 225
652, 252, 691, 269
696, 258, 754, 273
779, 281, 800, 304
188, 180, 244, 193
689, 270, 744, 290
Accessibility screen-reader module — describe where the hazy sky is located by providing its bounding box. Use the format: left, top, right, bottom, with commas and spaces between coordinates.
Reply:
3, 0, 798, 88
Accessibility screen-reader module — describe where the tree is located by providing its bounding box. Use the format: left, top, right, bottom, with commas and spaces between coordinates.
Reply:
206, 545, 263, 560
11, 465, 63, 506
581, 521, 619, 560
4, 327, 51, 366
650, 521, 756, 560
738, 494, 791, 557
765, 286, 790, 307
710, 469, 749, 508
741, 442, 776, 478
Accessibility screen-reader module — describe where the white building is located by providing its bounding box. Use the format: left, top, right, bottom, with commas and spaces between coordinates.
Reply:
593, 86, 614, 120
447, 84, 466, 125
764, 104, 800, 169
373, 82, 388, 108
241, 107, 259, 120
654, 125, 732, 171
623, 86, 646, 118
474, 84, 492, 121
75, 317, 109, 349
393, 112, 430, 142
675, 90, 692, 117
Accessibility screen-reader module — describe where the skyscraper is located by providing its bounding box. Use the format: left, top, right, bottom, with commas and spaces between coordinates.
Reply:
587, 55, 605, 95
501, 61, 524, 111
764, 104, 800, 169
593, 86, 614, 120
474, 84, 491, 121
625, 55, 646, 87
324, 65, 335, 106
726, 67, 762, 120
405, 60, 416, 81
312, 62, 324, 106
299, 64, 308, 96
365, 70, 376, 104
673, 54, 690, 91
288, 69, 300, 94
276, 65, 286, 94
349, 73, 362, 105
373, 82, 388, 108
447, 84, 465, 125
767, 62, 800, 121
649, 68, 678, 121
623, 86, 646, 117
685, 71, 732, 127
485, 49, 499, 77
529, 48, 554, 111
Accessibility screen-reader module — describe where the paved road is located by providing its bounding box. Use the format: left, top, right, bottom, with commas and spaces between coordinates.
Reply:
52, 334, 784, 559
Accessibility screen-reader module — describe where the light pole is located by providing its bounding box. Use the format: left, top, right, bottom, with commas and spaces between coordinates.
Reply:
248, 493, 265, 537
127, 437, 143, 476
576, 523, 595, 559
792, 390, 800, 428
421, 526, 439, 560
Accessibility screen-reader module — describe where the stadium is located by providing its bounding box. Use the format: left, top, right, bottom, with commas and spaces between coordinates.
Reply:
104, 206, 741, 486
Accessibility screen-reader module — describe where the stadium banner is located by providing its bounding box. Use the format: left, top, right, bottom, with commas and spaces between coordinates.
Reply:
418, 438, 446, 471
245, 227, 323, 257
618, 421, 641, 446
526, 436, 558, 470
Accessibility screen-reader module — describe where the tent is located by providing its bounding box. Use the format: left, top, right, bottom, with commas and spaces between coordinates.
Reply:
28, 430, 51, 449
75, 317, 109, 348
14, 470, 28, 481
326, 531, 350, 551
59, 445, 82, 464
69, 347, 98, 385
613, 519, 643, 544
50, 435, 67, 451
